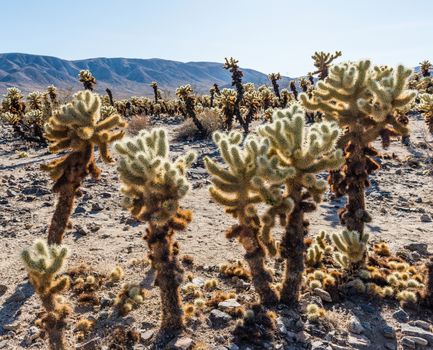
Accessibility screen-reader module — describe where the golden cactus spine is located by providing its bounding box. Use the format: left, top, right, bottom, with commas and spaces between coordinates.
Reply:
205, 130, 294, 305
42, 91, 126, 244
258, 104, 344, 306
114, 128, 196, 332
21, 240, 71, 350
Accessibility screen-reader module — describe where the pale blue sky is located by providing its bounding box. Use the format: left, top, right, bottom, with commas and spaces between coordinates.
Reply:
1, 0, 432, 76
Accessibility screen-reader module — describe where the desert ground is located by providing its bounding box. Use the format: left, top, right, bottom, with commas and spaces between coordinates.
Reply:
0, 113, 432, 350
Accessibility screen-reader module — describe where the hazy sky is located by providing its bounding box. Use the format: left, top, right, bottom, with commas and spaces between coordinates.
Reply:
2, 0, 432, 76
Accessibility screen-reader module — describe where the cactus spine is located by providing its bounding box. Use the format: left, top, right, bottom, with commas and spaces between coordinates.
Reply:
115, 128, 195, 332
301, 61, 415, 239
42, 91, 126, 244
21, 240, 71, 350
258, 105, 344, 306
205, 131, 293, 305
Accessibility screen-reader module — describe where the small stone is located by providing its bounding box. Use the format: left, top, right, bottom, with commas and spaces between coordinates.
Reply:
191, 277, 205, 287
141, 329, 154, 341
91, 202, 104, 212
74, 205, 86, 214
410, 320, 431, 331
2, 322, 20, 331
311, 340, 327, 350
348, 334, 370, 348
348, 316, 364, 334
276, 317, 288, 334
382, 325, 396, 339
172, 337, 193, 350
218, 299, 241, 311
0, 340, 8, 349
400, 337, 415, 349
401, 323, 433, 344
314, 288, 332, 302
420, 213, 432, 223
0, 284, 7, 297
407, 336, 428, 346
392, 308, 409, 322
23, 326, 40, 346
209, 309, 232, 328
228, 344, 239, 350
404, 243, 428, 255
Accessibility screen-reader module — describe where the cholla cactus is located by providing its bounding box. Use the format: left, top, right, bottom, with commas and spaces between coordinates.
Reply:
42, 91, 126, 244
105, 88, 114, 106
305, 231, 331, 267
289, 81, 298, 100
310, 51, 342, 80
420, 60, 432, 77
114, 128, 195, 332
419, 93, 433, 133
27, 91, 43, 110
332, 229, 369, 269
176, 84, 205, 136
301, 61, 415, 237
150, 81, 160, 103
268, 73, 281, 101
258, 105, 344, 306
78, 70, 96, 91
205, 131, 293, 305
21, 240, 71, 350
47, 85, 58, 105
217, 88, 236, 130
223, 57, 250, 133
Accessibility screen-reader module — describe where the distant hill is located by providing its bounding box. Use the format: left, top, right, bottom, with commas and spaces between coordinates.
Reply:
0, 53, 293, 98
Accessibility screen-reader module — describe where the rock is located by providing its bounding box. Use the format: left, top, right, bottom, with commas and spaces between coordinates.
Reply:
392, 308, 409, 322
21, 186, 50, 196
100, 192, 112, 198
420, 213, 432, 222
209, 309, 232, 328
191, 277, 205, 287
410, 320, 431, 331
404, 243, 428, 255
276, 317, 288, 334
406, 336, 428, 346
140, 329, 154, 341
23, 326, 40, 346
382, 325, 396, 339
172, 337, 193, 350
228, 344, 239, 350
211, 347, 228, 350
218, 299, 241, 311
401, 323, 433, 344
348, 316, 364, 334
347, 334, 370, 348
400, 337, 415, 349
311, 341, 327, 350
314, 288, 332, 302
384, 343, 396, 350
91, 202, 104, 212
0, 340, 8, 349
2, 322, 20, 331
74, 205, 86, 214
0, 284, 7, 297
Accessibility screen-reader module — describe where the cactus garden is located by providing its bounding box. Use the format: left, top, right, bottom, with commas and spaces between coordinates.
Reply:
1, 3, 433, 349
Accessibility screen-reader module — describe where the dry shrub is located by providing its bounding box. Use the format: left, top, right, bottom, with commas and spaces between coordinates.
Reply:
175, 108, 223, 140
127, 115, 151, 135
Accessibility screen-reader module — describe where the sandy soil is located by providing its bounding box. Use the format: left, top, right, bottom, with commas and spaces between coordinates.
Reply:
0, 114, 432, 350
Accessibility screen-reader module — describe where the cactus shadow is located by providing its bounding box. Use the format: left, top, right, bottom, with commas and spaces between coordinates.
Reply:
0, 281, 34, 334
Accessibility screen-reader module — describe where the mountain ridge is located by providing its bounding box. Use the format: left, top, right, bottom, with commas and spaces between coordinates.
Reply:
0, 53, 293, 97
